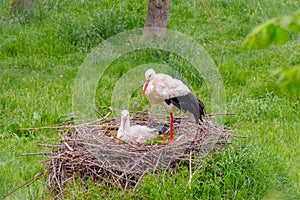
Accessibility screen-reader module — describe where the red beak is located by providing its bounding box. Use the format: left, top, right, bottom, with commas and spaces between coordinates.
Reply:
142, 80, 150, 96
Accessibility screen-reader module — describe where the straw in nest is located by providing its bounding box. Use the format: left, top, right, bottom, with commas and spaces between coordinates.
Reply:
44, 111, 231, 195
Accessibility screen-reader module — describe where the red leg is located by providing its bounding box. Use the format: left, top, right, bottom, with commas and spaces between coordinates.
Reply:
168, 112, 174, 142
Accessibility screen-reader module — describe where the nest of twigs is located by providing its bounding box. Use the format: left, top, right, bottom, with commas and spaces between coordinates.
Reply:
44, 111, 231, 195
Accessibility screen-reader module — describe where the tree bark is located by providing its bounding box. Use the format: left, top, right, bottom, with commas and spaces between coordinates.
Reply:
10, 0, 34, 16
144, 0, 170, 38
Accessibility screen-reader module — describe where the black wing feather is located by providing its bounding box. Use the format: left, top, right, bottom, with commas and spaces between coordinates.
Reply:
165, 93, 205, 123
147, 122, 169, 135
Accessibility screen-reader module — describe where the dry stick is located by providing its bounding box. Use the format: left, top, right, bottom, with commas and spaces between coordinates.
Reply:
86, 160, 121, 178
38, 143, 62, 147
17, 126, 57, 131
61, 175, 75, 185
44, 114, 230, 193
3, 171, 46, 199
86, 165, 110, 183
217, 0, 224, 9
22, 152, 53, 156
112, 153, 150, 187
111, 137, 150, 152
17, 125, 74, 131
207, 112, 237, 116
93, 107, 104, 118
226, 133, 248, 138
52, 158, 62, 193
133, 169, 149, 190
43, 137, 62, 141
130, 147, 163, 170
99, 125, 119, 129
187, 148, 193, 189
201, 0, 222, 32
153, 150, 164, 172
124, 175, 130, 190
103, 110, 112, 119
63, 142, 74, 152
0, 134, 8, 137
39, 159, 51, 163
94, 107, 112, 120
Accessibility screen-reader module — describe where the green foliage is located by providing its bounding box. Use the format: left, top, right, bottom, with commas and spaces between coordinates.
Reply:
274, 65, 300, 97
244, 9, 300, 98
243, 10, 300, 50
134, 146, 276, 199
0, 0, 299, 199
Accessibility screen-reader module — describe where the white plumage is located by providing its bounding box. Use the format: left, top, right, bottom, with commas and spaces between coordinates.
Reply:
143, 71, 190, 111
117, 110, 161, 143
142, 69, 205, 142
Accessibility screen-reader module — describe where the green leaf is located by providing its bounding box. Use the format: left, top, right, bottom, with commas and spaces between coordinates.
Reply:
244, 9, 300, 50
243, 34, 257, 50
260, 24, 275, 48
274, 66, 300, 96
272, 25, 290, 45
287, 11, 300, 33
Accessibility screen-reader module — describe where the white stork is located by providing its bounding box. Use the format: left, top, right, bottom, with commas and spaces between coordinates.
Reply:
117, 110, 163, 143
142, 69, 205, 142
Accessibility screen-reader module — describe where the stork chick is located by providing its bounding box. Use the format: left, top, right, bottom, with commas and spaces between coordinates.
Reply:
117, 110, 164, 143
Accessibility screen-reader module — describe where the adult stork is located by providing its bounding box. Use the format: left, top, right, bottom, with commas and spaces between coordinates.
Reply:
117, 110, 164, 143
142, 69, 205, 142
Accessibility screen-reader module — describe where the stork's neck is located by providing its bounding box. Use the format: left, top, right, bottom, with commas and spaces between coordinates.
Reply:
121, 116, 131, 132
144, 79, 154, 95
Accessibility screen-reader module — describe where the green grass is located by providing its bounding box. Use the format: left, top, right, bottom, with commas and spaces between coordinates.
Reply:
1, 0, 299, 199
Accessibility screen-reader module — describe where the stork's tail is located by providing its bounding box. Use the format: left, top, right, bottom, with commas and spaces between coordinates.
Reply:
185, 93, 206, 123
197, 98, 206, 121
165, 93, 206, 123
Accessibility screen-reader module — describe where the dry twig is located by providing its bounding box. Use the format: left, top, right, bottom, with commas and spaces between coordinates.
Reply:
4, 111, 235, 198
43, 111, 232, 196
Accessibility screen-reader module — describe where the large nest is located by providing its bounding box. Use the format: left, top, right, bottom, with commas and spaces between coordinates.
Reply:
45, 111, 231, 195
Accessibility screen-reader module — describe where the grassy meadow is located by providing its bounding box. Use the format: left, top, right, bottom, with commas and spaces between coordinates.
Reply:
0, 0, 299, 199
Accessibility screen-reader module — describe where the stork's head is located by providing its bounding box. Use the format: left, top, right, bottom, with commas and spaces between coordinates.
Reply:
121, 109, 129, 121
142, 69, 156, 96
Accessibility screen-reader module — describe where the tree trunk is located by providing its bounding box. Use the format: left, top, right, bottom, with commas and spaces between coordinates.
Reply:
144, 0, 170, 38
10, 0, 34, 16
